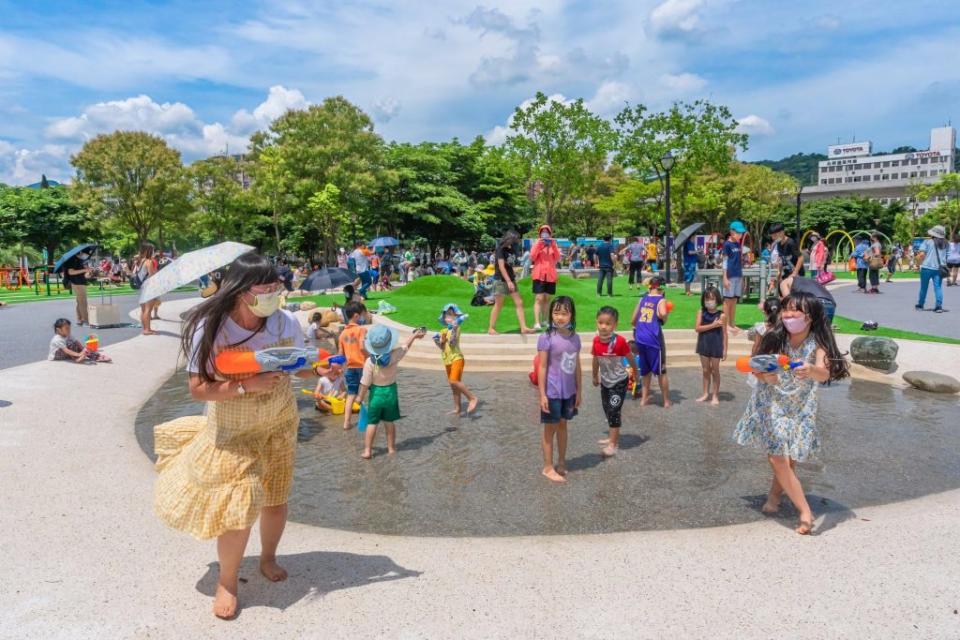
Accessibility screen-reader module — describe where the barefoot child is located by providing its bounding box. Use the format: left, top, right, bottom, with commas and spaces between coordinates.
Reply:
592, 306, 637, 457
312, 364, 345, 412
356, 324, 427, 459
631, 276, 671, 407
694, 287, 726, 405
48, 318, 112, 363
337, 301, 368, 430
436, 303, 479, 415
537, 296, 582, 482
733, 291, 849, 535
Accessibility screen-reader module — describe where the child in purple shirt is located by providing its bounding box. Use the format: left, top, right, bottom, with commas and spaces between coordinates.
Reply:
536, 296, 582, 483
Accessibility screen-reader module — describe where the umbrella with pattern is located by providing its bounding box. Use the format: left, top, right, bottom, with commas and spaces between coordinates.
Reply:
138, 241, 255, 303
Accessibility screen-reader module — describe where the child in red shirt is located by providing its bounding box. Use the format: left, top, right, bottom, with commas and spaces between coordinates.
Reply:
592, 306, 637, 457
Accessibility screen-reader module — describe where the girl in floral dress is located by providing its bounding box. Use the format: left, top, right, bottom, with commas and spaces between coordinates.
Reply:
733, 291, 849, 535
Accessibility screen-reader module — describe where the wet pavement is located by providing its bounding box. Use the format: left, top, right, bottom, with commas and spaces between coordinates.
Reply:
136, 368, 960, 537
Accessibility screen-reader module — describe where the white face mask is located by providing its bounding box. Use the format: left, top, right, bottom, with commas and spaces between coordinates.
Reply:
705, 301, 718, 311
247, 289, 281, 317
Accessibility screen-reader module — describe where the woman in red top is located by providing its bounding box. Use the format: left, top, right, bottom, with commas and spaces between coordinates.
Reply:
529, 224, 561, 331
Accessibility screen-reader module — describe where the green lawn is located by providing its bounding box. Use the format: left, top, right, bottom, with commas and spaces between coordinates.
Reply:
828, 270, 918, 280
300, 275, 960, 345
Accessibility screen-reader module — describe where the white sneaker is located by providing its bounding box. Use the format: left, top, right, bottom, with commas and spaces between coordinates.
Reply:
533, 323, 542, 331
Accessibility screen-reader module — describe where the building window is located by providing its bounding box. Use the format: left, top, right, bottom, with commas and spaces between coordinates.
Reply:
845, 177, 853, 183
912, 159, 919, 165
863, 175, 871, 181
883, 161, 890, 167
920, 171, 927, 177
892, 160, 900, 166
821, 179, 827, 184
921, 157, 929, 164
911, 171, 917, 178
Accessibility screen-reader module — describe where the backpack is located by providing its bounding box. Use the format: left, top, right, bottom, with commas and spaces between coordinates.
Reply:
129, 264, 148, 290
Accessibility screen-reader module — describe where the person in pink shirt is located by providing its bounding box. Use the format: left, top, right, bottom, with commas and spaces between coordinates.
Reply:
809, 232, 826, 278
530, 223, 561, 331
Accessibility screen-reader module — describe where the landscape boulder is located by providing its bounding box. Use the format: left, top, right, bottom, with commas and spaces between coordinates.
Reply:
850, 336, 898, 371
903, 371, 960, 394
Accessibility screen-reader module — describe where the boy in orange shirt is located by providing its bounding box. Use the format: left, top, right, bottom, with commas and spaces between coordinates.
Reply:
337, 301, 369, 430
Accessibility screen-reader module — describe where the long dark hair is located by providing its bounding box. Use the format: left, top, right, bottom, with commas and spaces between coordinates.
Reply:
547, 295, 576, 333
181, 251, 280, 383
757, 291, 849, 381
700, 286, 722, 313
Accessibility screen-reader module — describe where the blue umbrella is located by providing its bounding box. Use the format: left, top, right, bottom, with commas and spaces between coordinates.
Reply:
53, 243, 97, 273
369, 236, 399, 248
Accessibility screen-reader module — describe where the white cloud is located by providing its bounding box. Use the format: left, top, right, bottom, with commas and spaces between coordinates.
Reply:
659, 72, 707, 93
3, 86, 310, 184
0, 142, 72, 186
230, 85, 308, 134
815, 15, 841, 30
585, 81, 634, 117
649, 0, 705, 36
735, 115, 775, 136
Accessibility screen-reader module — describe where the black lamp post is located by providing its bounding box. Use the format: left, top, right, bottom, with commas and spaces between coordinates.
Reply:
659, 151, 676, 283
795, 184, 803, 245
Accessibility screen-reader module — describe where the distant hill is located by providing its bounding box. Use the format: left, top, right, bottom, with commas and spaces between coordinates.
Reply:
753, 153, 826, 186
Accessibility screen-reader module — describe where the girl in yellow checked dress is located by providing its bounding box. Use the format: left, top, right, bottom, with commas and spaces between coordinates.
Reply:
153, 252, 329, 620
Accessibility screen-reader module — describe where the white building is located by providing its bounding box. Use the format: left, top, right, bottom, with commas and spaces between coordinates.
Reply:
804, 126, 956, 215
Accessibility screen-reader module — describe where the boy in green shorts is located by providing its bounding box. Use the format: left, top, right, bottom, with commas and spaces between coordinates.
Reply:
357, 324, 426, 459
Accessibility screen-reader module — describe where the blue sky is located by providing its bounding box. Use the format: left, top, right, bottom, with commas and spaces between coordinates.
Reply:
1, 0, 959, 184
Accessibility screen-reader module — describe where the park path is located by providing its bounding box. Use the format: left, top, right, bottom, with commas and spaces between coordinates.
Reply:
1, 297, 958, 639
831, 279, 959, 339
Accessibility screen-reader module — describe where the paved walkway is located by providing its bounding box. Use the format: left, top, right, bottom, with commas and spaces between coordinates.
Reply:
831, 279, 959, 339
1, 298, 958, 639
0, 291, 195, 370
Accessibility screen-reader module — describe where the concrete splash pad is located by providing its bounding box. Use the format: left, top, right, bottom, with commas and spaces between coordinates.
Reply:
136, 368, 960, 537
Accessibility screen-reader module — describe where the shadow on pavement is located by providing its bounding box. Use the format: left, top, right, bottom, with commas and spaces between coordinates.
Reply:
195, 551, 422, 614
740, 493, 856, 535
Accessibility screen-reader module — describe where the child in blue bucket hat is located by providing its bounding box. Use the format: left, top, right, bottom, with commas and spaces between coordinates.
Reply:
356, 323, 426, 459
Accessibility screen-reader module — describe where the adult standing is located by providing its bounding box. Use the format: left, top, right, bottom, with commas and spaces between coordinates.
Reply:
137, 243, 159, 335
530, 224, 560, 330
947, 234, 960, 286
488, 230, 534, 335
595, 234, 615, 297
626, 236, 645, 290
154, 252, 323, 619
585, 244, 596, 268
337, 248, 348, 269
350, 241, 371, 297
886, 242, 903, 283
682, 237, 699, 296
916, 225, 949, 313
769, 222, 804, 297
808, 232, 826, 278
866, 232, 883, 294
63, 250, 93, 326
852, 235, 870, 293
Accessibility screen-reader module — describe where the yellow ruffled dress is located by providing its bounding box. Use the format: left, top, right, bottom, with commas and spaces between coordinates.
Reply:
153, 377, 299, 540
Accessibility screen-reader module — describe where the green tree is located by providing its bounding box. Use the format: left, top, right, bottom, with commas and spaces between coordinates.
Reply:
594, 177, 663, 236
615, 100, 748, 233
252, 96, 384, 259
305, 183, 349, 260
728, 163, 798, 249
189, 155, 264, 245
0, 184, 91, 264
916, 173, 960, 237
504, 92, 616, 227
70, 131, 189, 246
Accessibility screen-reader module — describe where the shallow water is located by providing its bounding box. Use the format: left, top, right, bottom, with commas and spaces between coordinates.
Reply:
136, 369, 960, 536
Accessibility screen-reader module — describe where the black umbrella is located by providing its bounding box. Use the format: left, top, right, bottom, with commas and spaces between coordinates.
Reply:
673, 222, 705, 254
300, 267, 358, 292
53, 243, 98, 273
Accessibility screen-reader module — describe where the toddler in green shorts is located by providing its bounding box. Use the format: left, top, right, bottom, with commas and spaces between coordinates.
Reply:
357, 324, 426, 459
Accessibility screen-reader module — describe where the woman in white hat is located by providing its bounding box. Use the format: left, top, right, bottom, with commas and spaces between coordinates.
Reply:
915, 225, 949, 313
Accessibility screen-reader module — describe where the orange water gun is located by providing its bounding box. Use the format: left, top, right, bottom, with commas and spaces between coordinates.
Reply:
735, 354, 804, 374
215, 347, 346, 375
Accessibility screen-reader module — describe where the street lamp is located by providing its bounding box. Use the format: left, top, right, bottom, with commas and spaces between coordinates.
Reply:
795, 184, 804, 246
658, 151, 676, 284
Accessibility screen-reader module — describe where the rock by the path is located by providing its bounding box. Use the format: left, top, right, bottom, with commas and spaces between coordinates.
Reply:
850, 336, 899, 371
903, 371, 960, 394
300, 301, 317, 311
